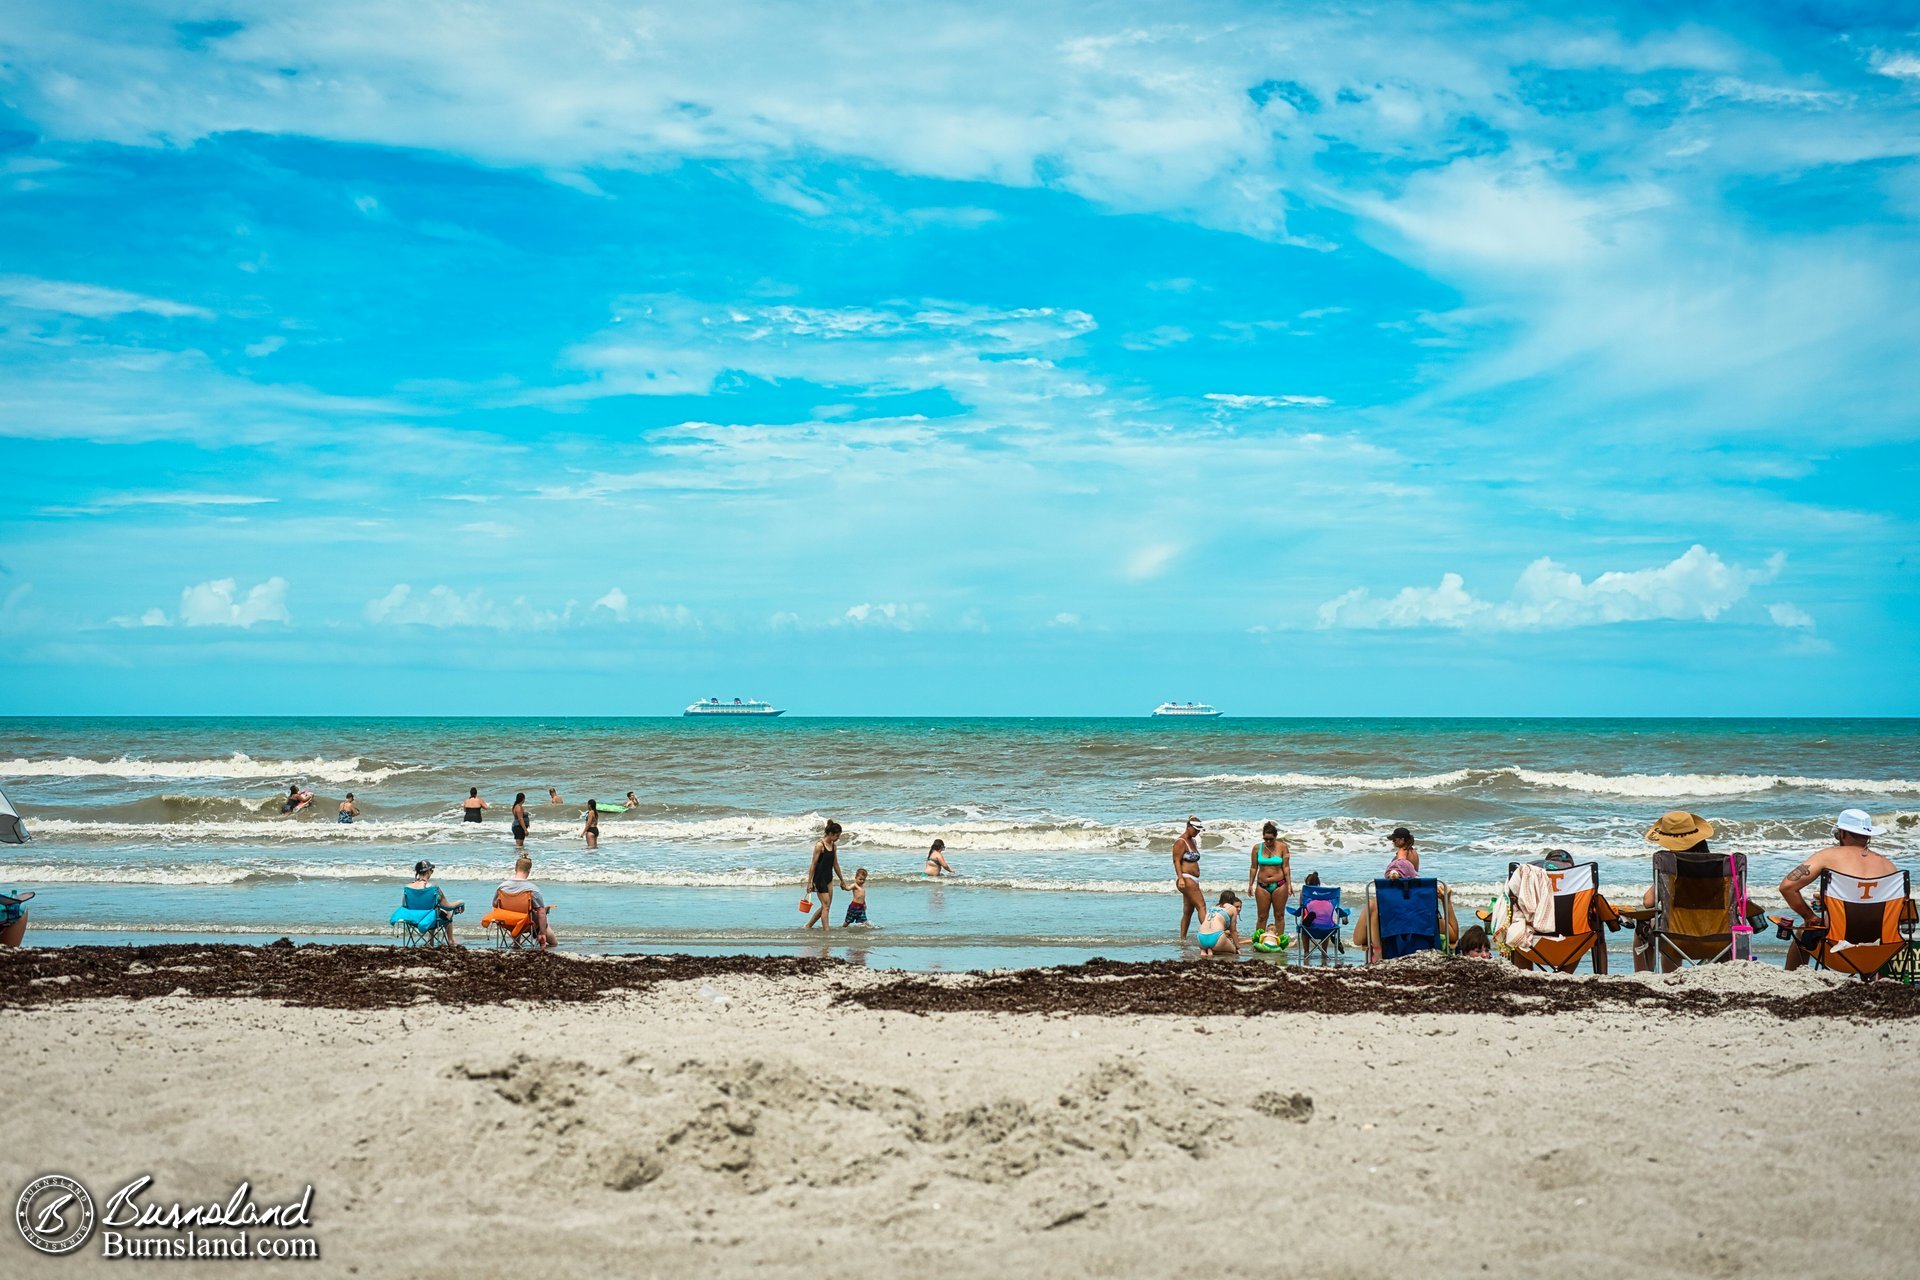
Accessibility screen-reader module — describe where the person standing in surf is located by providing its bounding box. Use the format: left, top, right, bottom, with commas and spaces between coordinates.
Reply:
1247, 821, 1291, 936
1172, 816, 1207, 939
511, 793, 531, 850
805, 820, 850, 929
337, 792, 359, 824
462, 788, 488, 823
580, 802, 600, 851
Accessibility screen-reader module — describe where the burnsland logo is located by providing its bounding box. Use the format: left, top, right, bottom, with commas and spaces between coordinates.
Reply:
16, 1175, 95, 1255
15, 1174, 320, 1261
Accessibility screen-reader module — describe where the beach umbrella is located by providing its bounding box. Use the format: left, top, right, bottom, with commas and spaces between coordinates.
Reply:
0, 785, 28, 844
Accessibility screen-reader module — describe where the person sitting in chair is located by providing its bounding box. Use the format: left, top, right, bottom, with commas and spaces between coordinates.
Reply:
405, 860, 463, 949
495, 855, 556, 950
1780, 808, 1898, 971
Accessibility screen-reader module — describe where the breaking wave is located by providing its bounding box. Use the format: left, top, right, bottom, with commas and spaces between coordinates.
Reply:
1, 754, 418, 784
1162, 767, 1920, 798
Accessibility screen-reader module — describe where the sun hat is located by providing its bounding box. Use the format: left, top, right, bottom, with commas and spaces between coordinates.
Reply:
1835, 808, 1886, 837
1644, 811, 1714, 851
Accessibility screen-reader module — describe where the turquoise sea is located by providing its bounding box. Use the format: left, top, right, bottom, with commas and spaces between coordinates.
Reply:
3, 717, 1916, 969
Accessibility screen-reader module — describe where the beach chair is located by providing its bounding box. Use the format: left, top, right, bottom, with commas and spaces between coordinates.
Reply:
1646, 850, 1759, 970
1367, 877, 1446, 962
480, 889, 545, 949
1491, 859, 1621, 974
1287, 885, 1349, 964
1802, 868, 1916, 980
389, 885, 453, 949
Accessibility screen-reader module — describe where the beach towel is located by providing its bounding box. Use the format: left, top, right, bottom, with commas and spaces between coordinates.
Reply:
1504, 862, 1558, 951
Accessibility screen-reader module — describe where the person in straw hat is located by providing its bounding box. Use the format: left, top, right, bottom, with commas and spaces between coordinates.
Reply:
1633, 811, 1718, 969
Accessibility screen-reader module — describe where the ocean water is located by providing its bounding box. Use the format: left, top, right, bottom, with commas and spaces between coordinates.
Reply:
3, 717, 1916, 970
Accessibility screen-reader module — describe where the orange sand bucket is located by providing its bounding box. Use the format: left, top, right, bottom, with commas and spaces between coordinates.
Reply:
798, 898, 813, 913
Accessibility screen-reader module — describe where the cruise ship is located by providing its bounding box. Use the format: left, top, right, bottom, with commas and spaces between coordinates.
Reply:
684, 697, 785, 718
1152, 701, 1222, 718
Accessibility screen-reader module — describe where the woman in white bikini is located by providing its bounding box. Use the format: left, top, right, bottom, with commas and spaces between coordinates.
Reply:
1172, 816, 1207, 939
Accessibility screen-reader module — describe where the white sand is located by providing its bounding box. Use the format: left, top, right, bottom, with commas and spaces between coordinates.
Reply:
6, 964, 1918, 1278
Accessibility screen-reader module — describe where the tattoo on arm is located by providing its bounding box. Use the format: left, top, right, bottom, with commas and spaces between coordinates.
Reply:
1787, 863, 1813, 884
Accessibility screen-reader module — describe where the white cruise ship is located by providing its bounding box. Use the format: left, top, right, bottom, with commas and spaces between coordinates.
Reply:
1152, 701, 1222, 718
684, 697, 785, 718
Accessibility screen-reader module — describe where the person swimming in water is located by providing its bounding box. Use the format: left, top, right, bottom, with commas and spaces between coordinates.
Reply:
924, 839, 954, 877
1172, 816, 1207, 939
546, 787, 564, 805
337, 792, 359, 824
624, 791, 640, 811
462, 788, 488, 823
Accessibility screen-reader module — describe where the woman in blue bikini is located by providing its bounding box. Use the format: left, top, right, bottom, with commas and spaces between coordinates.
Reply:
1172, 816, 1208, 939
1194, 890, 1242, 957
1246, 821, 1291, 938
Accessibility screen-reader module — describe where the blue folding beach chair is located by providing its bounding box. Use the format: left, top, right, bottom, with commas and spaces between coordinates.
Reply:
1288, 885, 1350, 964
390, 885, 453, 948
1368, 877, 1446, 962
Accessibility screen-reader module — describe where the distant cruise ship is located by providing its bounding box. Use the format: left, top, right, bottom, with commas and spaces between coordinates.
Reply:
684, 697, 785, 717
1152, 701, 1222, 718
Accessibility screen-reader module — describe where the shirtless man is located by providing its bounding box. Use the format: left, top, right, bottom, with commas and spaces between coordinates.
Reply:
1779, 808, 1896, 971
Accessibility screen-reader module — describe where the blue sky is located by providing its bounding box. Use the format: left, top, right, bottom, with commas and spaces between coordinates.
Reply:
0, 0, 1916, 715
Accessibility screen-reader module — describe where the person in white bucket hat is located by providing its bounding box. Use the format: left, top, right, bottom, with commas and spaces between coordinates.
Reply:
1778, 808, 1899, 970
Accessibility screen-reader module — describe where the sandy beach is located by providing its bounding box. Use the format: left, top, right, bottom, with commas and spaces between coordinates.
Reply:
5, 946, 1919, 1278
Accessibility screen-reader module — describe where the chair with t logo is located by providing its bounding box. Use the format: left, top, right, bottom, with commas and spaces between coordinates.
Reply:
1800, 868, 1915, 980
1486, 856, 1622, 974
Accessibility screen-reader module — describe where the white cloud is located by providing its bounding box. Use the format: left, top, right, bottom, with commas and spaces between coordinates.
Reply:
138, 608, 168, 628
1124, 544, 1180, 582
42, 491, 275, 516
1768, 602, 1815, 630
539, 298, 1098, 412
172, 576, 291, 628
364, 584, 562, 630
0, 275, 212, 319
1050, 612, 1082, 627
768, 611, 802, 629
1203, 392, 1333, 409
1317, 546, 1786, 631
592, 588, 696, 627
840, 602, 923, 630
244, 336, 286, 358
1873, 51, 1920, 81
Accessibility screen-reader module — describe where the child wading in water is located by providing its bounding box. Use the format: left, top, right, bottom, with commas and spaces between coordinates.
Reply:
844, 868, 870, 926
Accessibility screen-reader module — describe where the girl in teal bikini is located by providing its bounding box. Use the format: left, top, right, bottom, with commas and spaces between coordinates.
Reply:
1194, 890, 1242, 956
1247, 821, 1291, 938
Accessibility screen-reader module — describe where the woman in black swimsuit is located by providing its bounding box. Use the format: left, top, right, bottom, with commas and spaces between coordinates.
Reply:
804, 820, 849, 929
511, 793, 530, 849
461, 787, 487, 823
